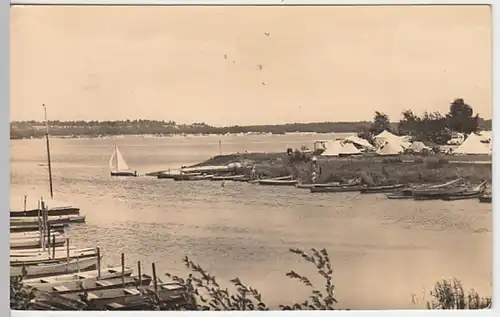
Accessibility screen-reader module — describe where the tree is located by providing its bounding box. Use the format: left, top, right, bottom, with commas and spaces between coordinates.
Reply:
398, 110, 420, 137
446, 98, 480, 135
369, 111, 391, 136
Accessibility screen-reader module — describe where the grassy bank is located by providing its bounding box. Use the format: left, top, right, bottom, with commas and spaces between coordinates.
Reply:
191, 152, 492, 184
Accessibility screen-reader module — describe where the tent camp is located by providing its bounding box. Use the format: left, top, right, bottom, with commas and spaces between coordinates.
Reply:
321, 140, 361, 157
345, 135, 375, 151
454, 133, 491, 155
376, 140, 403, 156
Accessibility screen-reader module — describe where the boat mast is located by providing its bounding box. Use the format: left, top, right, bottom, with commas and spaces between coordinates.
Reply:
115, 144, 119, 172
43, 104, 54, 199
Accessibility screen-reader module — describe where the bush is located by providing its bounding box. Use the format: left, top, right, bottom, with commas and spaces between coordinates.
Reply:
424, 279, 491, 309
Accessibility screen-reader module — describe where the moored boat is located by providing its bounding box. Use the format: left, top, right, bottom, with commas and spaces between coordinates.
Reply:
413, 186, 468, 200
11, 248, 99, 265
173, 174, 214, 181
310, 185, 366, 193
10, 255, 101, 279
441, 181, 488, 201
296, 182, 341, 189
11, 246, 96, 257
10, 215, 86, 226
411, 178, 467, 200
360, 184, 405, 194
10, 223, 66, 233
23, 266, 134, 287
30, 274, 153, 294
10, 197, 80, 218
10, 235, 66, 250
258, 179, 298, 186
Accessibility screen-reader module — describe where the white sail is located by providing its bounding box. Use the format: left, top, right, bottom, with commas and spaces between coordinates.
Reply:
109, 146, 131, 172
109, 148, 117, 170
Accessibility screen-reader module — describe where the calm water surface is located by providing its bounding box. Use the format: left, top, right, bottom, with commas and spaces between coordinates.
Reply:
10, 134, 492, 309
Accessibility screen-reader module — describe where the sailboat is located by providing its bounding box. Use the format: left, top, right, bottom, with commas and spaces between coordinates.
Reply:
109, 145, 137, 177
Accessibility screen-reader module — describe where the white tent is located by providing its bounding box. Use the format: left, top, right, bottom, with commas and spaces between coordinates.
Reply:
345, 135, 375, 150
454, 133, 491, 155
373, 130, 399, 146
410, 141, 431, 153
339, 142, 362, 155
376, 140, 403, 156
321, 140, 345, 156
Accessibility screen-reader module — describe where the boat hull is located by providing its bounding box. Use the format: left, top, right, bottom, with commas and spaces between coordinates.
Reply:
10, 236, 66, 250
10, 215, 86, 227
23, 266, 134, 287
310, 186, 366, 193
360, 184, 405, 194
10, 256, 101, 279
31, 274, 153, 294
173, 175, 214, 181
10, 207, 80, 218
441, 192, 483, 201
385, 194, 415, 200
11, 249, 98, 265
111, 171, 137, 177
10, 223, 66, 233
258, 180, 298, 186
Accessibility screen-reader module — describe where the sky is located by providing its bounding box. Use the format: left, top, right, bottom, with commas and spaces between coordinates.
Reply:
10, 5, 492, 126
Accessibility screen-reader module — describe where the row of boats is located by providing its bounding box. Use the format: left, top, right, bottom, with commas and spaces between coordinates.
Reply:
10, 199, 191, 310
157, 170, 492, 203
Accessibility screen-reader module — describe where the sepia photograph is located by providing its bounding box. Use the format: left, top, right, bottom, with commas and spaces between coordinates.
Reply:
10, 3, 492, 311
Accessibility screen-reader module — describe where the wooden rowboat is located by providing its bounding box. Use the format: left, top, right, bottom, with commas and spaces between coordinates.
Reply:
11, 248, 98, 265
30, 274, 153, 294
23, 266, 134, 287
10, 255, 101, 279
10, 215, 86, 226
10, 235, 66, 250
11, 223, 66, 233
10, 246, 89, 257
441, 181, 488, 201
310, 185, 366, 193
360, 184, 405, 194
258, 179, 298, 186
296, 182, 341, 189
173, 174, 214, 181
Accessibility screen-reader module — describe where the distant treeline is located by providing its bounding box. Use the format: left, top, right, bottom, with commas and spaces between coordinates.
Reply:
10, 99, 492, 140
10, 120, 393, 139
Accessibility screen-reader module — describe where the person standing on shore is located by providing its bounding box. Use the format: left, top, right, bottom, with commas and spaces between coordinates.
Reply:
251, 165, 257, 179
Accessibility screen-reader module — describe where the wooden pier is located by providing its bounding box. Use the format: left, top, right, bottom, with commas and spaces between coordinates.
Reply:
10, 199, 192, 311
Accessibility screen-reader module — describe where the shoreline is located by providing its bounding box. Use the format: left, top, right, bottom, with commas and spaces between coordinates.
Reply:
149, 152, 492, 184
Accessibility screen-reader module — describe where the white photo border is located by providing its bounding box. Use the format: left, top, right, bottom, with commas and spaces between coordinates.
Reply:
4, 1, 498, 317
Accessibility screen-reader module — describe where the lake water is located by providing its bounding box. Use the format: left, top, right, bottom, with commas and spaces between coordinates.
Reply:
10, 134, 492, 310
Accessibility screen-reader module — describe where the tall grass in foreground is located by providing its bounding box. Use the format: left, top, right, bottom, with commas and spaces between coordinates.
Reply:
11, 248, 492, 310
